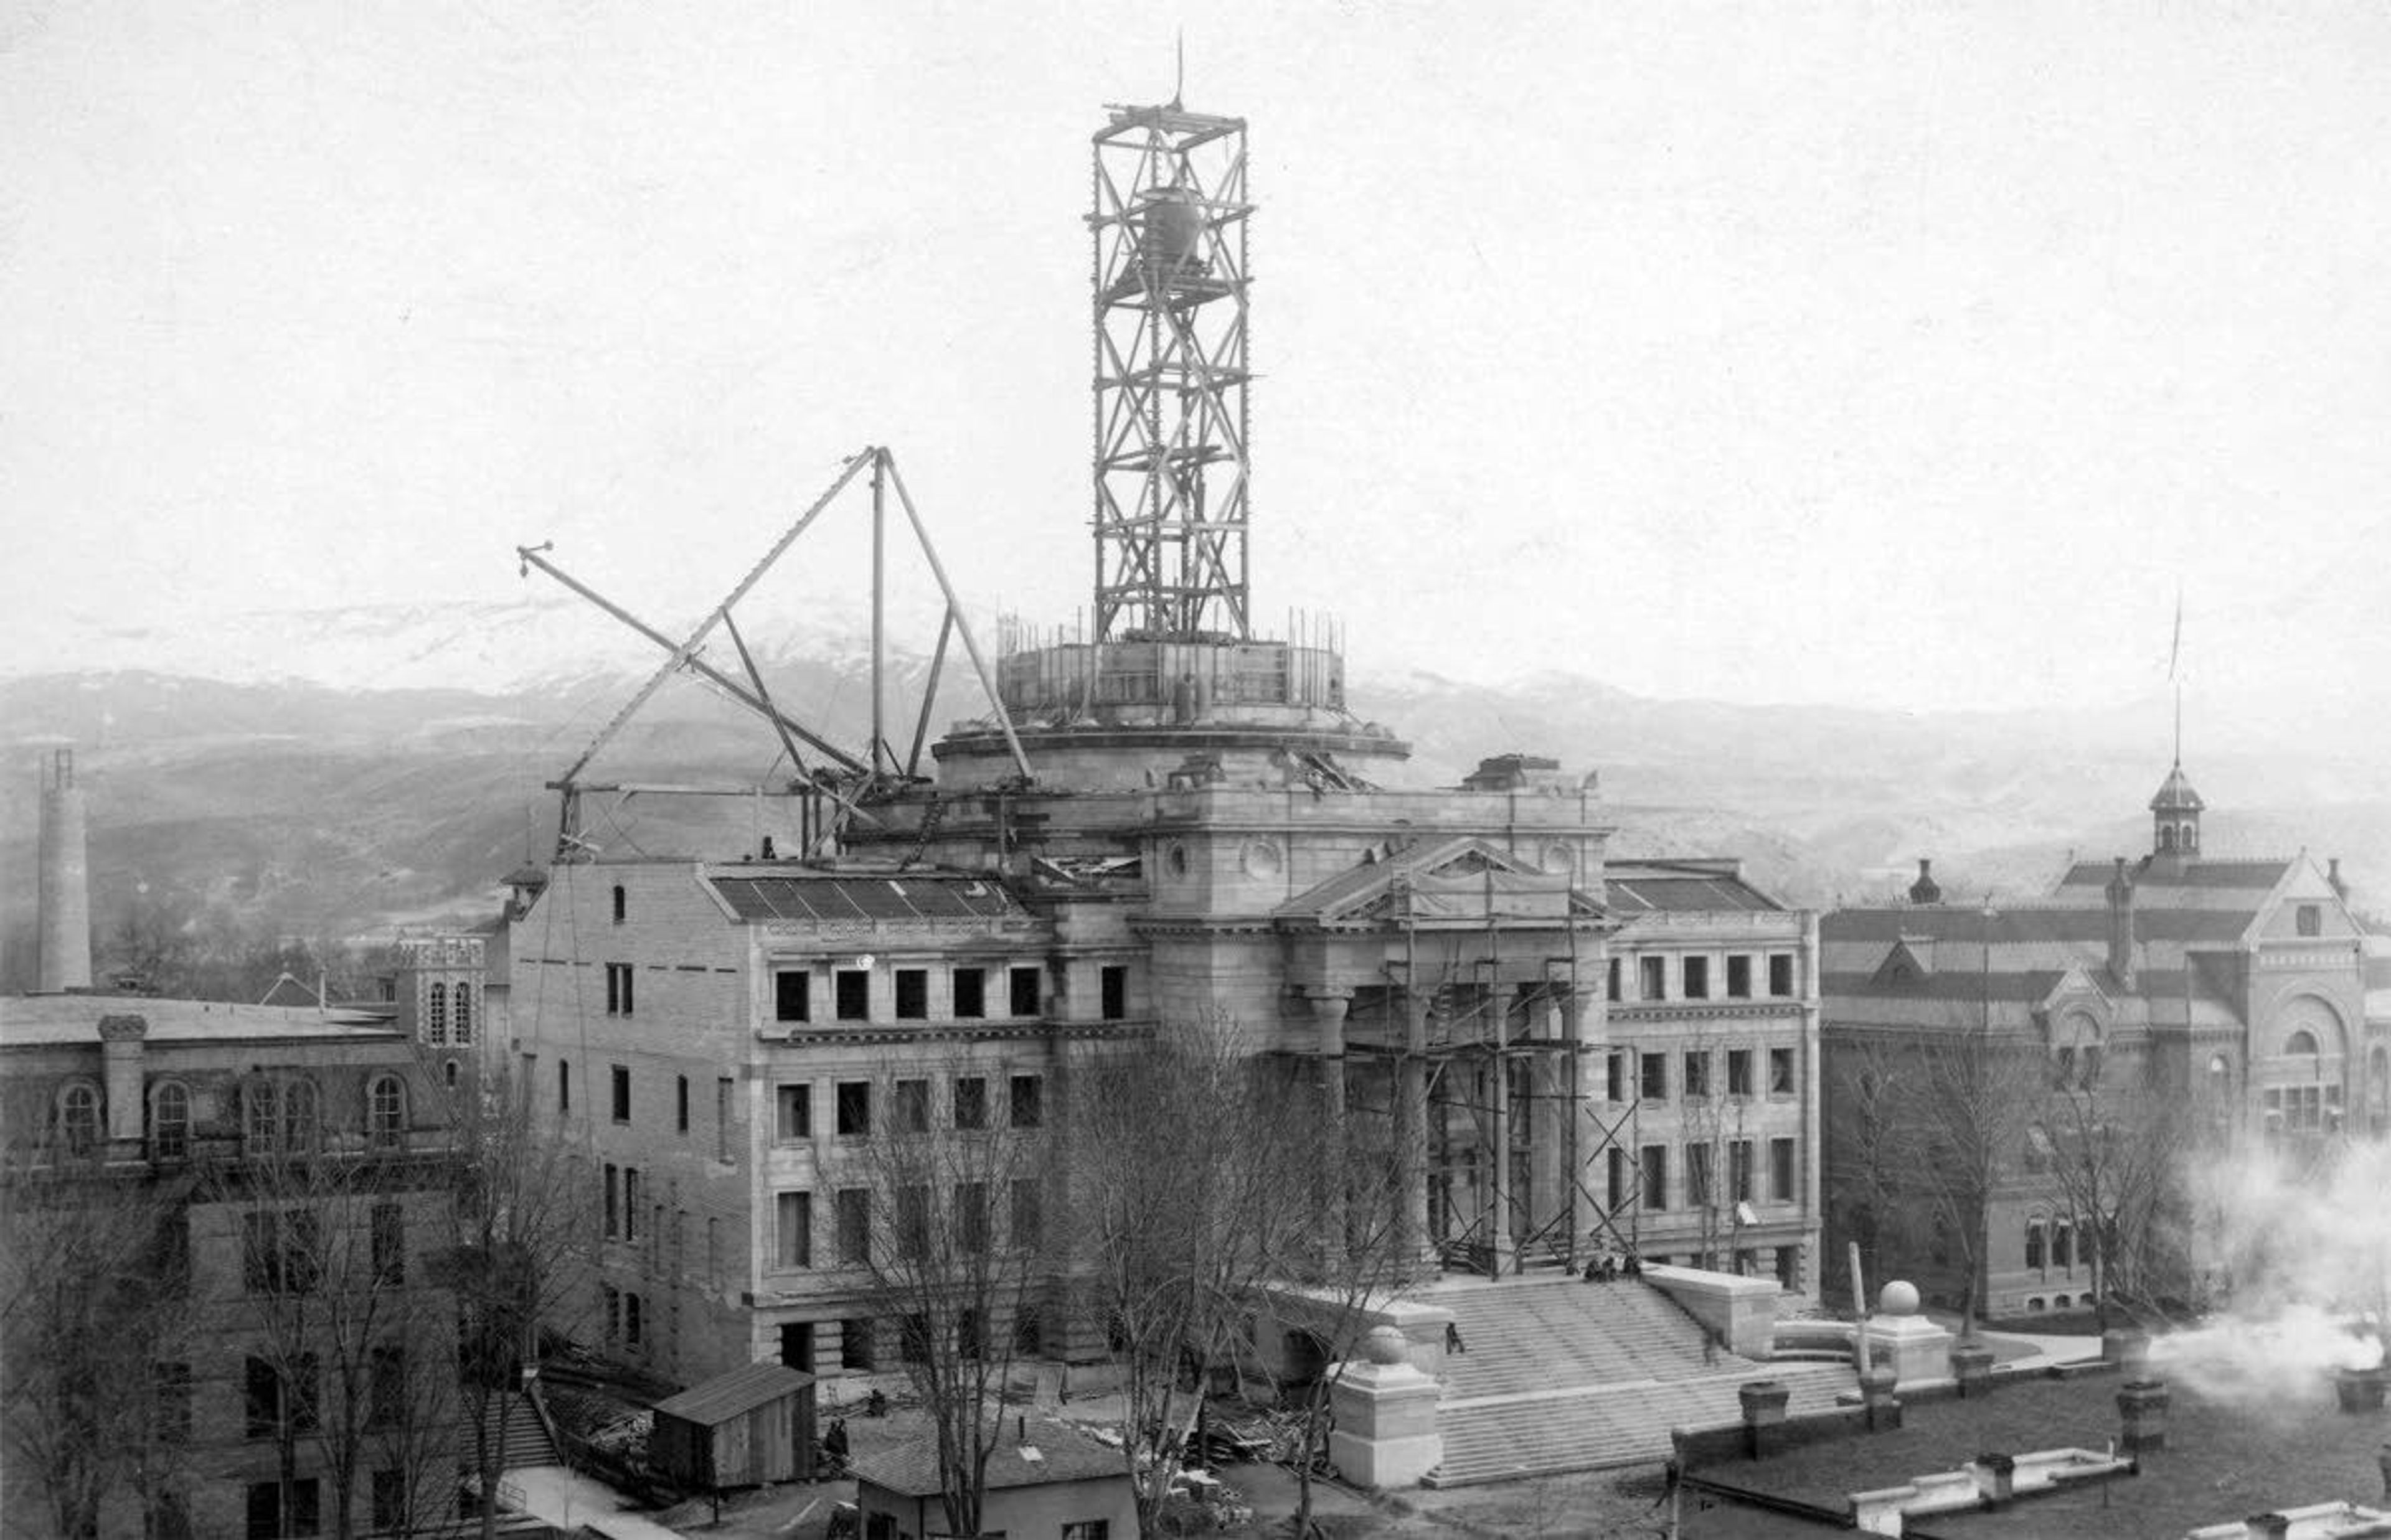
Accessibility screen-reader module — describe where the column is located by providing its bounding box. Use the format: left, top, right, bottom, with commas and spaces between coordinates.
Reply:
1308, 990, 1351, 1259
1399, 987, 1431, 1263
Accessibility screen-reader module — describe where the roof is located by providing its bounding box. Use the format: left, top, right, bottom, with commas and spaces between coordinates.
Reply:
849, 1421, 1126, 1498
2054, 857, 2295, 899
1688, 1372, 2391, 1539
1607, 862, 1782, 916
2148, 761, 2206, 812
705, 870, 1021, 924
651, 1361, 813, 1424
0, 995, 397, 1048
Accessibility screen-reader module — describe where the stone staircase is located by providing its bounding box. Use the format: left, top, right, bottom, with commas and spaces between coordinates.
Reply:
1421, 1276, 1852, 1486
461, 1389, 562, 1472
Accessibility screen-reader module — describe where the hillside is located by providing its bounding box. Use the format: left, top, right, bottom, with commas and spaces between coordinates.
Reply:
3, 611, 2383, 990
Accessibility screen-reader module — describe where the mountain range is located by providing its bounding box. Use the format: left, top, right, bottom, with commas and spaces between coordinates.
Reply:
2, 598, 2382, 990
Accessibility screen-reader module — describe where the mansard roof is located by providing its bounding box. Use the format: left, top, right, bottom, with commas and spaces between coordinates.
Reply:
1606, 861, 1783, 915
704, 867, 1022, 924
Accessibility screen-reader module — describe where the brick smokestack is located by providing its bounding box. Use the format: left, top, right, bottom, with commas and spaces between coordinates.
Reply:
2105, 857, 2136, 990
37, 747, 92, 993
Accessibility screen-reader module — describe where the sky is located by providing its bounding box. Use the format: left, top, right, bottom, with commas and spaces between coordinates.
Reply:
2, 1, 2387, 733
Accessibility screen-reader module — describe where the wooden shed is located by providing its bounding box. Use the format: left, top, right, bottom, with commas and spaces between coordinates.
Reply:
651, 1361, 817, 1491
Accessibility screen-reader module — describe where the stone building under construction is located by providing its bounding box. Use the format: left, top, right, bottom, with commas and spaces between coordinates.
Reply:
504, 98, 1821, 1402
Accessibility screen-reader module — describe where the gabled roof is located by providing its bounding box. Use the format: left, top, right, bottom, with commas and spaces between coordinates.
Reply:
1272, 836, 1600, 928
851, 1421, 1125, 1497
651, 1362, 813, 1425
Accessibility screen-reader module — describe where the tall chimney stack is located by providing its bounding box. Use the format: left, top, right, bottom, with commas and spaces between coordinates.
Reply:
37, 747, 92, 993
2105, 856, 2136, 990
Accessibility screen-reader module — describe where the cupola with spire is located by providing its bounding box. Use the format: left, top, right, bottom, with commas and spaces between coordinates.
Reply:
2149, 762, 2204, 858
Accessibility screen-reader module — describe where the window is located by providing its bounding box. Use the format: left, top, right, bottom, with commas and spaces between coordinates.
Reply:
2025, 1220, 2046, 1269
954, 1076, 988, 1131
1683, 957, 1711, 1000
1009, 965, 1041, 1016
370, 1470, 408, 1534
1605, 1051, 1627, 1102
900, 1312, 933, 1364
2052, 1221, 2075, 1269
605, 963, 634, 1016
1607, 1147, 1627, 1208
1101, 964, 1129, 1020
677, 1074, 690, 1134
246, 1478, 319, 1540
2054, 1046, 2076, 1089
366, 1074, 405, 1149
837, 1189, 870, 1265
717, 1077, 734, 1160
2297, 903, 2322, 937
372, 1201, 404, 1285
1606, 957, 1622, 1002
777, 1084, 812, 1142
1062, 1523, 1111, 1540
843, 1318, 876, 1371
604, 1164, 619, 1239
369, 1343, 405, 1427
1639, 955, 1666, 1001
151, 1081, 191, 1162
427, 982, 448, 1045
1683, 1050, 1711, 1098
1726, 955, 1753, 998
1014, 1303, 1044, 1357
612, 883, 627, 923
895, 1079, 930, 1134
1012, 1178, 1043, 1251
835, 969, 870, 1020
893, 968, 928, 1020
953, 967, 986, 1019
837, 1081, 872, 1137
244, 1358, 280, 1440
153, 1361, 192, 1444
559, 1059, 572, 1114
453, 983, 473, 1045
625, 1292, 643, 1348
1769, 1048, 1794, 1095
1729, 1139, 1754, 1202
774, 970, 811, 1023
244, 1210, 321, 1295
611, 1064, 631, 1122
776, 1191, 812, 1269
1010, 1074, 1044, 1129
1727, 1049, 1753, 1096
1687, 1143, 1714, 1206
243, 1078, 318, 1155
1640, 1145, 1668, 1208
895, 1185, 930, 1256
603, 1285, 619, 1343
623, 1168, 639, 1242
244, 1354, 318, 1439
149, 1488, 194, 1540
1770, 1137, 1796, 1201
957, 1182, 989, 1254
1768, 953, 1794, 996
1640, 1053, 1668, 1102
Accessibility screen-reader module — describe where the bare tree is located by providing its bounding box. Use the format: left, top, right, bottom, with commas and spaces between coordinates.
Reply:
1677, 1031, 1758, 1274
1067, 1016, 1328, 1538
2039, 1071, 2189, 1329
217, 1085, 461, 1540
844, 1059, 1052, 1538
1822, 1040, 1913, 1311
1903, 1028, 2047, 1336
0, 1162, 199, 1539
426, 1054, 595, 1540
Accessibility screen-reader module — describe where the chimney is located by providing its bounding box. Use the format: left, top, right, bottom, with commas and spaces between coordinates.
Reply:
98, 1013, 148, 1149
37, 748, 93, 993
1908, 858, 1943, 906
2105, 857, 2136, 990
2329, 857, 2348, 901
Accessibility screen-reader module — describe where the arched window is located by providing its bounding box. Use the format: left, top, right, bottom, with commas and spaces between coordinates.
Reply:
2283, 1029, 2319, 1058
2159, 826, 2177, 852
612, 885, 627, 924
282, 1078, 318, 1152
2025, 1220, 2045, 1270
246, 1078, 319, 1155
2081, 1045, 2103, 1089
367, 1075, 405, 1149
427, 982, 448, 1046
453, 983, 474, 1046
443, 1059, 461, 1089
58, 1082, 102, 1156
245, 1079, 280, 1151
152, 1081, 192, 1162
2052, 1222, 2074, 1270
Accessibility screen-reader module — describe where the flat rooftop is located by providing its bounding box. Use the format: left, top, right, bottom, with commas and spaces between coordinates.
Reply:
0, 993, 397, 1048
